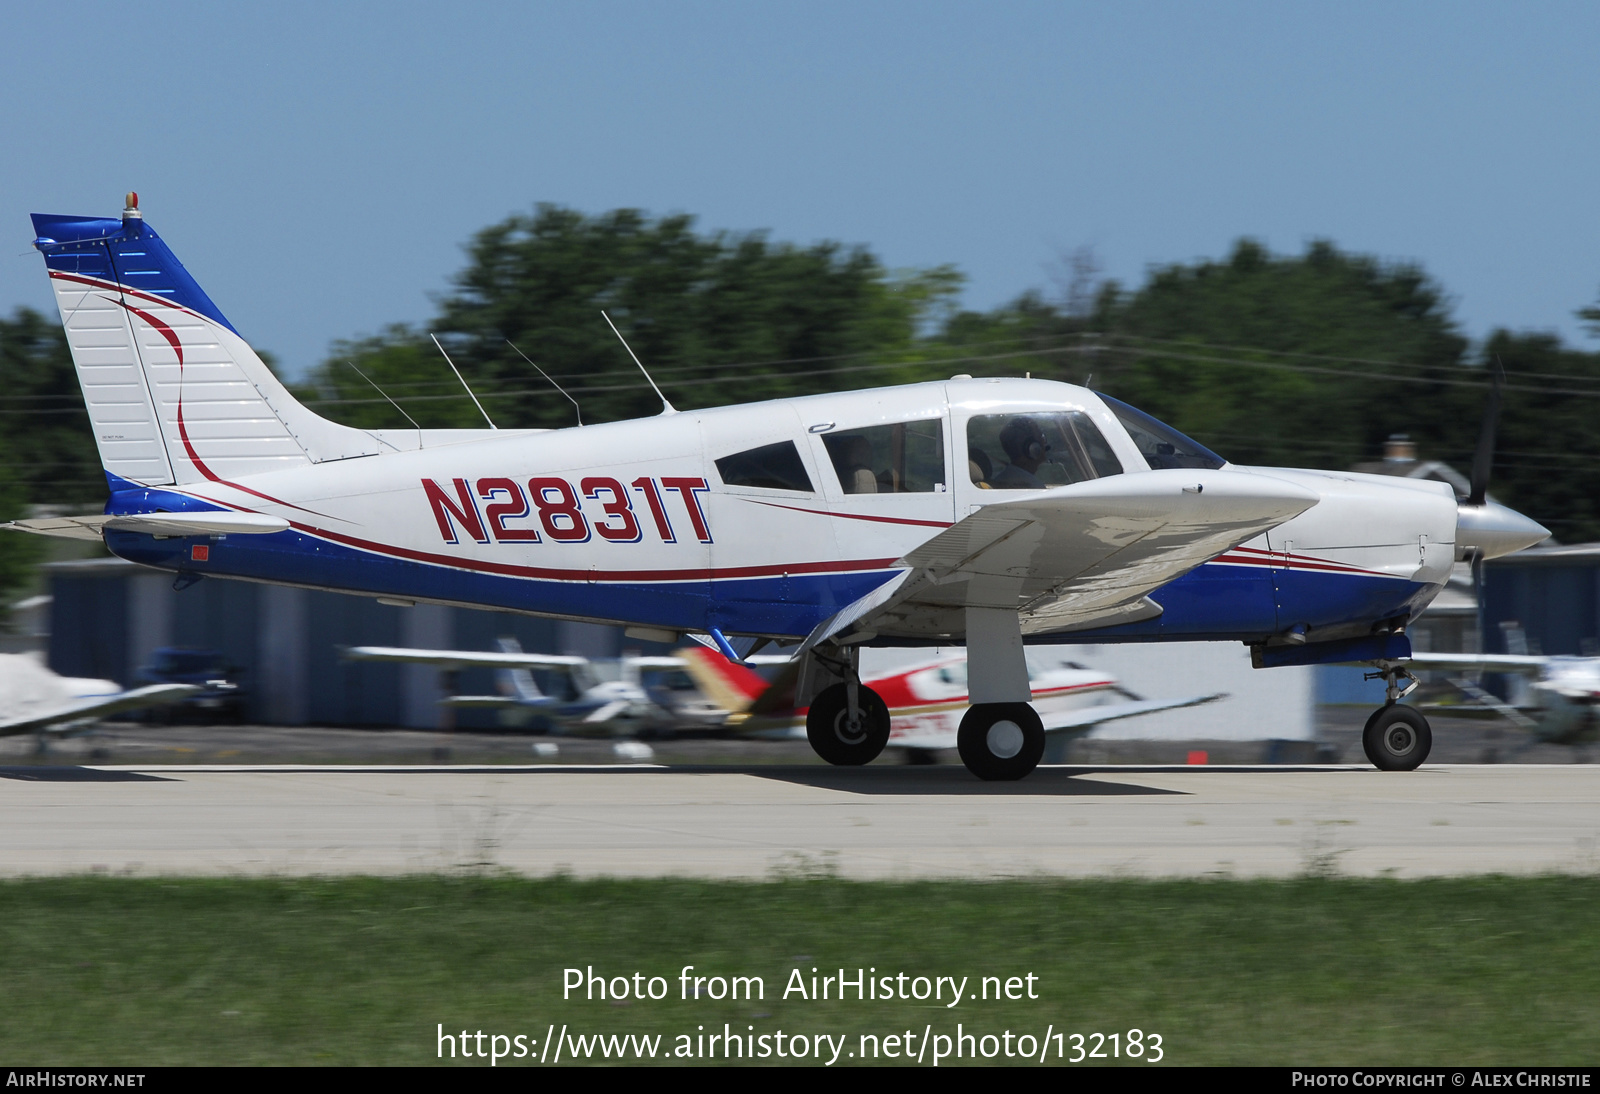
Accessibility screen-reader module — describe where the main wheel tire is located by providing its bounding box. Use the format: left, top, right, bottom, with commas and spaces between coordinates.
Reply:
1362, 704, 1432, 771
957, 702, 1046, 781
806, 683, 891, 765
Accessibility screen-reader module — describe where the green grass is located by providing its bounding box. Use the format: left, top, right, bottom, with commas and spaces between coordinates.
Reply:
2, 875, 1596, 1065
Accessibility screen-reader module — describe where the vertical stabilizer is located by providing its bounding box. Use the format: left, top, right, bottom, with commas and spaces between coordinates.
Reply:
31, 199, 378, 487
676, 646, 773, 714
495, 637, 546, 702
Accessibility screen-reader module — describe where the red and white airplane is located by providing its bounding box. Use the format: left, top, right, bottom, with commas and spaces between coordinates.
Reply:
9, 195, 1550, 778
679, 646, 1222, 757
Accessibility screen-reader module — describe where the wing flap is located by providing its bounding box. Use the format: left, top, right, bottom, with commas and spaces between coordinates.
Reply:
815, 469, 1319, 644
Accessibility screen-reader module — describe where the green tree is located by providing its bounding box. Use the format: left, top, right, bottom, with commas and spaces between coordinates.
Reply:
1080, 238, 1477, 471
297, 206, 963, 429
0, 307, 103, 506
1477, 330, 1600, 542
1579, 291, 1600, 339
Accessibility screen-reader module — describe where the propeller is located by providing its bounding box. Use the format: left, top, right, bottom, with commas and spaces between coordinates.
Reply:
1466, 357, 1505, 657
1466, 357, 1505, 507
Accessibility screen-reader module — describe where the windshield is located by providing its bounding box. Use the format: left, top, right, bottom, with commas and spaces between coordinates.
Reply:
1100, 395, 1227, 470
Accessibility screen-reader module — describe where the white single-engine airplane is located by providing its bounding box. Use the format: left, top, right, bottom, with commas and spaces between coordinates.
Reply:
9, 196, 1551, 778
340, 638, 710, 733
1408, 651, 1600, 750
0, 653, 197, 738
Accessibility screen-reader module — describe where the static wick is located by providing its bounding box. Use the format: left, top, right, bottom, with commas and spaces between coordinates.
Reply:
430, 333, 497, 430
602, 310, 676, 415
506, 340, 582, 426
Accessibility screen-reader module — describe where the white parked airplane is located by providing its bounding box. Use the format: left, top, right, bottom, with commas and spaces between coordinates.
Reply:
0, 653, 197, 737
340, 638, 705, 733
8, 195, 1550, 778
1404, 650, 1600, 749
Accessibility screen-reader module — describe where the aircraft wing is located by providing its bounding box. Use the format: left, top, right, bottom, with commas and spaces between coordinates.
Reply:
805, 468, 1320, 646
1038, 692, 1228, 734
624, 656, 693, 670
0, 684, 201, 735
341, 646, 588, 669
438, 694, 526, 708
1401, 653, 1548, 676
8, 512, 289, 540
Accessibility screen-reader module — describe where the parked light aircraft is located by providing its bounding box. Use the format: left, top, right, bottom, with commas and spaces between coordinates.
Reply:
340, 638, 716, 733
0, 653, 197, 737
9, 196, 1551, 778
1405, 651, 1600, 749
683, 647, 1224, 758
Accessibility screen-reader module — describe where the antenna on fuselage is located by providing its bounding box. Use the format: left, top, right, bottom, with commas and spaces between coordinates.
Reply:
430, 333, 498, 430
505, 339, 583, 426
601, 310, 676, 415
344, 360, 424, 450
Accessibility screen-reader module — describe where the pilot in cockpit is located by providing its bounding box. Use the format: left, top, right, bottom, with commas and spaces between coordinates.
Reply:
990, 416, 1050, 489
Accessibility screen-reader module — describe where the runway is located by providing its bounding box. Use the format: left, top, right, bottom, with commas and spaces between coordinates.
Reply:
2, 763, 1598, 879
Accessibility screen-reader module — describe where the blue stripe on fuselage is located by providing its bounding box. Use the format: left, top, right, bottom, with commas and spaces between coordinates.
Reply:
103, 523, 892, 637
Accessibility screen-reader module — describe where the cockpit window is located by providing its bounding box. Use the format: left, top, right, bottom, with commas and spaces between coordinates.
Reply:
715, 441, 814, 492
1100, 395, 1226, 470
966, 411, 1122, 490
822, 420, 945, 494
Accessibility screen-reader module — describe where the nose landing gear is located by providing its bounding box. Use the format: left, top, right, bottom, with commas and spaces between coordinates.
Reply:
1361, 662, 1432, 771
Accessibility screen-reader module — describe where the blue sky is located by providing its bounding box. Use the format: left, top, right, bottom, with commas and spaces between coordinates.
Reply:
4, 1, 1597, 378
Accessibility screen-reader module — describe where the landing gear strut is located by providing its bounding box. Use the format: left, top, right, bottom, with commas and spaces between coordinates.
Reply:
805, 649, 890, 766
1361, 661, 1432, 771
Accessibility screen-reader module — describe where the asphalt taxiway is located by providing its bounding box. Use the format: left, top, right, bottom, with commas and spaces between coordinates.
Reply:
1, 763, 1596, 879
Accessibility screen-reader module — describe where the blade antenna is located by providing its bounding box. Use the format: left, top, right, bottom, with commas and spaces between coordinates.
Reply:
505, 339, 582, 426
602, 310, 676, 415
1467, 357, 1505, 506
430, 333, 497, 430
344, 359, 423, 450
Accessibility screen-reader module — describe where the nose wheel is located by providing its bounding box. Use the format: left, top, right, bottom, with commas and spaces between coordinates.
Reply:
1360, 660, 1432, 771
957, 703, 1045, 781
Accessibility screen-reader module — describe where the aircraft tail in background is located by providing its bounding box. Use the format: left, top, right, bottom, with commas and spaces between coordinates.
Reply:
675, 647, 785, 718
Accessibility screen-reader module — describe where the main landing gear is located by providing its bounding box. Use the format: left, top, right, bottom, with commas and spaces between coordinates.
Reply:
803, 608, 1049, 781
957, 703, 1045, 781
1361, 663, 1432, 771
806, 678, 891, 766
